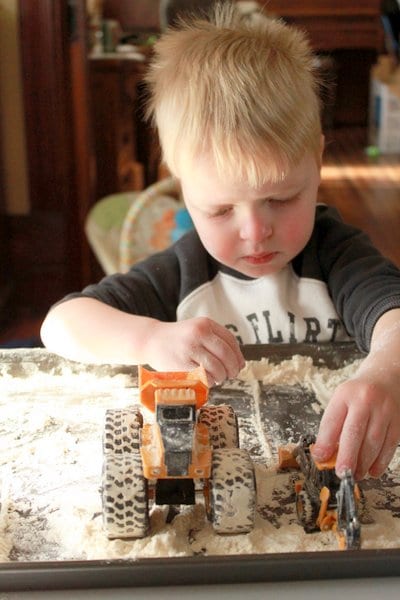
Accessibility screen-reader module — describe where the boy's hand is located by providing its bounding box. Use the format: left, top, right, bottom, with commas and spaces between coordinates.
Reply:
144, 317, 245, 386
312, 373, 400, 481
312, 309, 400, 481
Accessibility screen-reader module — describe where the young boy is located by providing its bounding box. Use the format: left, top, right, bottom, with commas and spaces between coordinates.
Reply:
41, 3, 400, 482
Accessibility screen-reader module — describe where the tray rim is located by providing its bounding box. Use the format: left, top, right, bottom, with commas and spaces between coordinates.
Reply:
1, 549, 400, 591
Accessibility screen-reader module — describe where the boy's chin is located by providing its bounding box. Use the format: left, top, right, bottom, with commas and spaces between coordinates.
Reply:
232, 260, 284, 279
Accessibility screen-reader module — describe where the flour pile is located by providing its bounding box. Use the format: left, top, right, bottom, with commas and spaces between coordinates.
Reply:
239, 354, 364, 408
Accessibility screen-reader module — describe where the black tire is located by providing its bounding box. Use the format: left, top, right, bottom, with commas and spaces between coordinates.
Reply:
209, 448, 256, 534
296, 488, 319, 533
103, 407, 143, 455
102, 452, 149, 539
198, 404, 239, 449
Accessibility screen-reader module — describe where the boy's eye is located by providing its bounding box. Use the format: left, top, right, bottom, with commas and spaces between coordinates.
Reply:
268, 194, 298, 205
210, 206, 232, 218
268, 198, 287, 204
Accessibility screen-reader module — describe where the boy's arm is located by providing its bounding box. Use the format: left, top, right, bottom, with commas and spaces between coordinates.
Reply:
40, 297, 244, 384
313, 307, 400, 480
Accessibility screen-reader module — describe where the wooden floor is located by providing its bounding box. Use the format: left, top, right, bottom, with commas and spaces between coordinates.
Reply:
0, 127, 399, 345
320, 127, 400, 267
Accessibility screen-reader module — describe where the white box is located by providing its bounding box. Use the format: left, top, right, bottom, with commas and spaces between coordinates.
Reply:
369, 65, 400, 154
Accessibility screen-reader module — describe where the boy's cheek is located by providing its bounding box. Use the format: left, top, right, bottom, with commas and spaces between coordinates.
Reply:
282, 211, 315, 252
203, 237, 233, 262
192, 219, 231, 253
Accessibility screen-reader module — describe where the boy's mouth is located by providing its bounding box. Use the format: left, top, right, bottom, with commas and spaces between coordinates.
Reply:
242, 252, 277, 265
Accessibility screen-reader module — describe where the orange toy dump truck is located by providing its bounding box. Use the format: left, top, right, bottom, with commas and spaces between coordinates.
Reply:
102, 366, 256, 539
279, 434, 362, 550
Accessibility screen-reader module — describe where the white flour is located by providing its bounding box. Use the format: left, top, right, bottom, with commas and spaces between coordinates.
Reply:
239, 354, 364, 408
0, 354, 399, 562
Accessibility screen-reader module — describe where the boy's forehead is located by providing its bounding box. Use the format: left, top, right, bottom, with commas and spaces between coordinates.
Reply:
179, 153, 313, 203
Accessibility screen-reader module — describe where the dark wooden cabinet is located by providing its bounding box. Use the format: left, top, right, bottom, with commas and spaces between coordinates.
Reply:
265, 0, 383, 50
103, 0, 383, 51
14, 0, 95, 314
0, 117, 11, 319
263, 0, 384, 126
89, 57, 148, 200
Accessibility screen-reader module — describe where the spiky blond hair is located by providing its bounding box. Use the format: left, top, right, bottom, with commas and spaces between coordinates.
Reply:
145, 2, 322, 187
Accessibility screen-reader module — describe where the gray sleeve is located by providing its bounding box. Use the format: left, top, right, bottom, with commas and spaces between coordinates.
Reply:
59, 230, 215, 322
311, 205, 400, 351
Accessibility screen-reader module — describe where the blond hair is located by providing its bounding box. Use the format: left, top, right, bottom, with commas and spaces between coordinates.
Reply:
145, 2, 322, 187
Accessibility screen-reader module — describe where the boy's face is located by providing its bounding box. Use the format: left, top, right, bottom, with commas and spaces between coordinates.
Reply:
179, 151, 322, 278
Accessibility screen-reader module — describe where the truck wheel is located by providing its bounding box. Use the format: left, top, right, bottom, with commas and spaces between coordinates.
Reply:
208, 448, 256, 534
296, 489, 319, 533
198, 405, 239, 449
102, 452, 149, 539
103, 407, 143, 454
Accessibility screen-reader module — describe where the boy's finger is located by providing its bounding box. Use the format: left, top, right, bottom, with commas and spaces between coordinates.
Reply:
312, 401, 347, 461
355, 439, 383, 481
194, 348, 229, 385
369, 425, 400, 478
335, 409, 369, 478
206, 325, 245, 376
354, 416, 389, 480
217, 323, 245, 367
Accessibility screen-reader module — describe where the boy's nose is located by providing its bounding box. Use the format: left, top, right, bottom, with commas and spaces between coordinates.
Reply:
239, 211, 272, 242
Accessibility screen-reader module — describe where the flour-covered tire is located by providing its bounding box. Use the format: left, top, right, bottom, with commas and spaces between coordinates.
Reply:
198, 404, 239, 449
209, 448, 256, 534
296, 488, 319, 533
102, 452, 149, 539
103, 407, 143, 455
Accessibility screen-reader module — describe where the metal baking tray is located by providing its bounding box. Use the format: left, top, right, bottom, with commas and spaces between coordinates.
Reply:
1, 343, 399, 591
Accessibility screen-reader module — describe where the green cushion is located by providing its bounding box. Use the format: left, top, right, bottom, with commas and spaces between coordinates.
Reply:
90, 193, 138, 231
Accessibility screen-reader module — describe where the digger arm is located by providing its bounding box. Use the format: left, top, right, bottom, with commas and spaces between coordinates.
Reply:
336, 469, 361, 550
